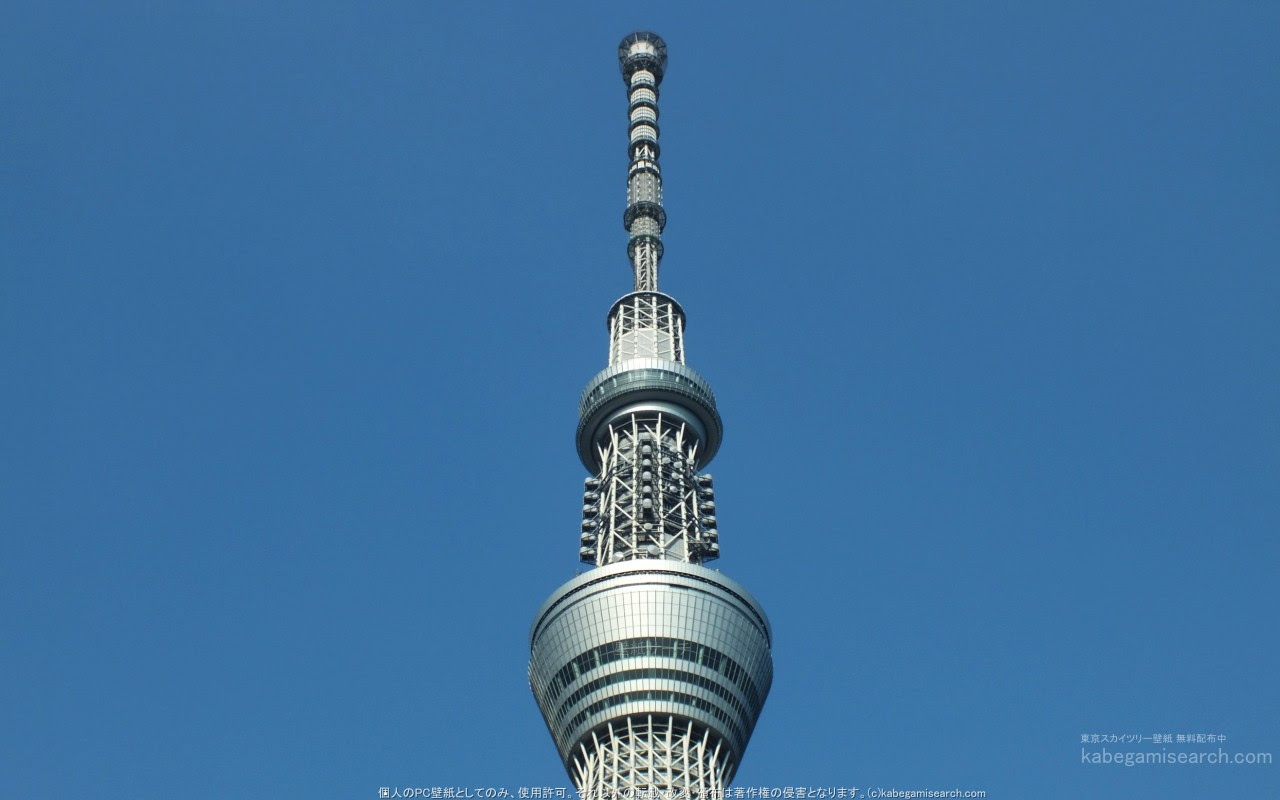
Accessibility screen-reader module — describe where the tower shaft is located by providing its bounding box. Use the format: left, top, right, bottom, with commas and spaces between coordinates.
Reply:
530, 33, 772, 797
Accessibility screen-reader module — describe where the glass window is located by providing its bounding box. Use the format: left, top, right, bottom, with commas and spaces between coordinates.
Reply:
598, 642, 621, 664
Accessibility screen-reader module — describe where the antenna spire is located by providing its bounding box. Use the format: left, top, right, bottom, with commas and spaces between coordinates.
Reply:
619, 31, 668, 292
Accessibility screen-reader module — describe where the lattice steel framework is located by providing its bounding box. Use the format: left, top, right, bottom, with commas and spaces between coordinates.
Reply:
583, 415, 718, 566
573, 716, 729, 795
530, 33, 772, 798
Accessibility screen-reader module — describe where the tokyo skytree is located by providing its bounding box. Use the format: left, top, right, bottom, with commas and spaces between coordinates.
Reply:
529, 32, 773, 796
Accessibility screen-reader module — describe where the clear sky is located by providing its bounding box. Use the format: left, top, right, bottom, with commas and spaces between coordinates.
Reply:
3, 2, 1277, 798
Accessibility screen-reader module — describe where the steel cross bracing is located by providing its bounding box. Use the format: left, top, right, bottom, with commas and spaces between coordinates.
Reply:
573, 715, 729, 797
607, 293, 685, 364
579, 415, 718, 566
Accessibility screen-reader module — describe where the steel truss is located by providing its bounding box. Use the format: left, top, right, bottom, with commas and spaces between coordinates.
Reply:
608, 292, 685, 364
573, 715, 730, 798
580, 413, 718, 566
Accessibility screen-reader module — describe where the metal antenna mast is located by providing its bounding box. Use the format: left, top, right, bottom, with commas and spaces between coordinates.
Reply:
621, 30, 667, 294
530, 33, 773, 796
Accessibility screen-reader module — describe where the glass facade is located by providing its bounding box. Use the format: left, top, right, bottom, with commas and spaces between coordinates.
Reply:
529, 561, 772, 782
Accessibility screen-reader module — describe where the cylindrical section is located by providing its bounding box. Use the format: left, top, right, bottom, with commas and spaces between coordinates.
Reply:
629, 87, 657, 106
628, 216, 661, 237
624, 201, 666, 232
629, 123, 659, 144
629, 69, 657, 87
607, 291, 684, 364
630, 106, 657, 125
629, 158, 659, 177
628, 173, 660, 205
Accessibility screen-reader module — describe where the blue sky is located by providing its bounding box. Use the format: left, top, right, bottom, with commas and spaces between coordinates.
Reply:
3, 2, 1277, 798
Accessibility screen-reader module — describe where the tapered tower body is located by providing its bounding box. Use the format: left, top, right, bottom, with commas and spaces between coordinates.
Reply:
529, 33, 773, 795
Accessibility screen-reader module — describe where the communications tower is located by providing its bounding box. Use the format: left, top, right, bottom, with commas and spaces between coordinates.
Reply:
529, 32, 773, 795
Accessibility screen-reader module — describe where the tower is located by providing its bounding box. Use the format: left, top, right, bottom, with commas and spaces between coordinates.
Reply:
529, 33, 773, 795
